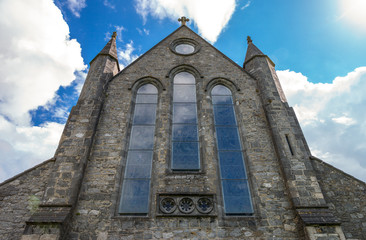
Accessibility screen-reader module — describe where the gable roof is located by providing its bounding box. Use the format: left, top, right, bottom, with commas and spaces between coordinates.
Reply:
107, 25, 254, 85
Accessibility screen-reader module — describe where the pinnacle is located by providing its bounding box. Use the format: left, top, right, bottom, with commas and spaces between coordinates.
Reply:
244, 36, 265, 65
98, 31, 118, 61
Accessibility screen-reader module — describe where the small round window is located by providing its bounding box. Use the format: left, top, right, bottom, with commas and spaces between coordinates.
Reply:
170, 38, 200, 55
175, 44, 195, 54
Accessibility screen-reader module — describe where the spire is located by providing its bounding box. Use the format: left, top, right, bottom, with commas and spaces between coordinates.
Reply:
244, 36, 265, 65
98, 31, 118, 61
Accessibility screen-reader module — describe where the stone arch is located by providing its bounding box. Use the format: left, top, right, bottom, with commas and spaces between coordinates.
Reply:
205, 77, 240, 93
129, 76, 166, 92
166, 64, 203, 80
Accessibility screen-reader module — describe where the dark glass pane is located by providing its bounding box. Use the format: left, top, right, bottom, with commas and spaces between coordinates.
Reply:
214, 105, 236, 125
175, 44, 195, 54
172, 142, 200, 170
212, 85, 231, 95
136, 94, 157, 103
129, 126, 155, 149
137, 84, 157, 94
212, 95, 233, 105
173, 124, 198, 141
173, 104, 197, 124
218, 151, 246, 179
119, 179, 150, 213
133, 104, 157, 125
125, 151, 153, 178
222, 180, 253, 214
173, 85, 196, 102
216, 127, 241, 150
174, 72, 195, 84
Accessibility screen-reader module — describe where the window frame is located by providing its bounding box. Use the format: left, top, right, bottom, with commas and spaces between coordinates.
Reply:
170, 71, 201, 172
117, 83, 159, 216
211, 84, 254, 216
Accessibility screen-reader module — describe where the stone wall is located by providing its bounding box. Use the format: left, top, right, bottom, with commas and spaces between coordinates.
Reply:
0, 159, 54, 240
65, 26, 301, 239
312, 157, 366, 240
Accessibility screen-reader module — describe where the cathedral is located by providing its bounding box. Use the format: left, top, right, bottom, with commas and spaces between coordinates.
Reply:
1, 18, 366, 240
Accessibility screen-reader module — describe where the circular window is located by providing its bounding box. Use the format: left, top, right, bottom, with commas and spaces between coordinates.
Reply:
160, 197, 177, 214
170, 38, 200, 55
178, 197, 195, 214
175, 44, 195, 54
197, 198, 213, 214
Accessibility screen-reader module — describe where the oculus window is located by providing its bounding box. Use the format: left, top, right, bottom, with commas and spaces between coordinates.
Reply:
170, 38, 199, 55
175, 44, 195, 54
211, 85, 253, 215
172, 72, 200, 171
119, 84, 158, 214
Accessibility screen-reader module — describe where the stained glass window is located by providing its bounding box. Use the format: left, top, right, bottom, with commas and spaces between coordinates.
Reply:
212, 85, 253, 215
172, 72, 200, 170
119, 84, 158, 214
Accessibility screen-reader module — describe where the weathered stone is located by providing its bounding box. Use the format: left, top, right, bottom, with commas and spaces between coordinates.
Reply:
1, 23, 365, 240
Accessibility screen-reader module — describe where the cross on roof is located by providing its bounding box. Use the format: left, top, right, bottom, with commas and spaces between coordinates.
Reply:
178, 16, 189, 26
247, 36, 252, 44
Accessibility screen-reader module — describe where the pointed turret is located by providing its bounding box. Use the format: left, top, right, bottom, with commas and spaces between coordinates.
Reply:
23, 32, 122, 239
243, 36, 274, 68
98, 32, 118, 61
91, 31, 119, 70
243, 36, 265, 65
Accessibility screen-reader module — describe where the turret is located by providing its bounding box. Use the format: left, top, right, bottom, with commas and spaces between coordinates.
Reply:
244, 37, 343, 236
22, 33, 120, 239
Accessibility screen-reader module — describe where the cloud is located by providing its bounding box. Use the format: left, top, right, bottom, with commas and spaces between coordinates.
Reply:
134, 0, 237, 43
117, 41, 140, 69
66, 0, 87, 17
0, 116, 64, 182
277, 67, 366, 182
0, 0, 85, 181
137, 28, 150, 36
115, 26, 125, 42
241, 1, 251, 10
103, 0, 115, 9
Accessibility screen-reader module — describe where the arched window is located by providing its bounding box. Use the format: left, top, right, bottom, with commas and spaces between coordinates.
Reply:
119, 84, 158, 214
171, 72, 200, 171
211, 85, 253, 215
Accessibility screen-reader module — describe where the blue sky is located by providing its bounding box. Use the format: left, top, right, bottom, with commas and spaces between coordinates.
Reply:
1, 0, 366, 182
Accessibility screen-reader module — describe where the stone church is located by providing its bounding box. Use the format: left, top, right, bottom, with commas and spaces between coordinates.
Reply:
1, 18, 366, 240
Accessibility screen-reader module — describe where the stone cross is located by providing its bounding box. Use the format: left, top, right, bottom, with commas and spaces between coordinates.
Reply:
178, 16, 189, 26
247, 36, 252, 44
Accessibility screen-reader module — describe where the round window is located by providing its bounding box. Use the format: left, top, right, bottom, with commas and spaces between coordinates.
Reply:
170, 38, 200, 55
175, 44, 195, 54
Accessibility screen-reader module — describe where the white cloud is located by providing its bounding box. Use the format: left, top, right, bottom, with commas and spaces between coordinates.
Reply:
0, 116, 64, 182
0, 0, 85, 182
134, 0, 237, 43
103, 0, 115, 9
117, 41, 140, 69
241, 1, 251, 10
277, 67, 366, 182
115, 25, 125, 42
67, 0, 86, 17
332, 116, 356, 126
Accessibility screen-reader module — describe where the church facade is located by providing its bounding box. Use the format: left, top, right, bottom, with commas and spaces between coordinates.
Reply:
1, 21, 366, 240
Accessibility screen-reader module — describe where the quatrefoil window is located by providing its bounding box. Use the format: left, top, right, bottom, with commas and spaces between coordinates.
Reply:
160, 197, 177, 214
197, 198, 213, 214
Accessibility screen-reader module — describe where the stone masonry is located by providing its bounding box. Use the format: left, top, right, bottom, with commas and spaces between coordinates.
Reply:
0, 23, 365, 240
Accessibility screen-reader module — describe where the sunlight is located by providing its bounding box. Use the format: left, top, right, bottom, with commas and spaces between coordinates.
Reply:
339, 0, 366, 31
